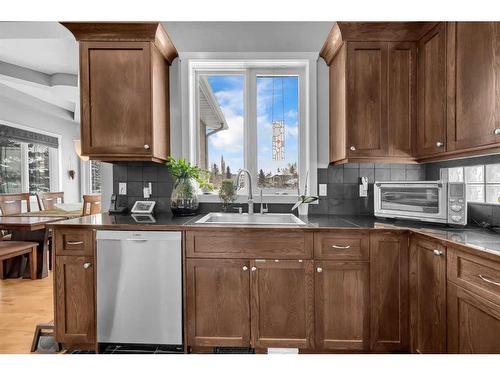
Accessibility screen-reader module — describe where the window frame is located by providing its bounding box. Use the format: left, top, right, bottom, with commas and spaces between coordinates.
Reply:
187, 59, 315, 203
81, 159, 102, 195
0, 121, 61, 208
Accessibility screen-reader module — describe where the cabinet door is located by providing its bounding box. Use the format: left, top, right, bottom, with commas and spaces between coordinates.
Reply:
417, 23, 447, 157
347, 42, 388, 157
370, 232, 409, 352
186, 259, 250, 347
80, 41, 152, 157
447, 22, 500, 151
55, 256, 95, 345
388, 42, 416, 158
409, 236, 447, 353
447, 283, 500, 353
250, 259, 314, 349
315, 261, 369, 351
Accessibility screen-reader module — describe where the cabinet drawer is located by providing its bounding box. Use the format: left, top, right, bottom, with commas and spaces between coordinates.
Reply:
314, 232, 369, 260
55, 228, 94, 256
448, 248, 500, 305
186, 230, 313, 259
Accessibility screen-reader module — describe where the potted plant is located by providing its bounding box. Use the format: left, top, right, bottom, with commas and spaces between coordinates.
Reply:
198, 170, 214, 194
291, 171, 318, 217
219, 179, 237, 211
166, 157, 205, 216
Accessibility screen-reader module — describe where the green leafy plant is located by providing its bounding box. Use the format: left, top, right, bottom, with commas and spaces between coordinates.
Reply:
219, 179, 236, 209
291, 169, 318, 211
198, 170, 214, 192
165, 156, 201, 180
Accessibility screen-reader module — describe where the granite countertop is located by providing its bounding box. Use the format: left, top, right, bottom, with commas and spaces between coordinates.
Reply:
49, 212, 500, 256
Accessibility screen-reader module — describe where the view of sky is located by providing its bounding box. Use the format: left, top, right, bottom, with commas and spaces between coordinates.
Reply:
206, 74, 299, 177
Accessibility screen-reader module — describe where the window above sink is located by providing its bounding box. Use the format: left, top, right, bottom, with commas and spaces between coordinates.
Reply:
177, 57, 318, 204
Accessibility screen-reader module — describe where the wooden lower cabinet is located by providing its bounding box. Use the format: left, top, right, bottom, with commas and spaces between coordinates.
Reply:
447, 282, 500, 353
315, 261, 369, 351
409, 236, 447, 353
54, 256, 95, 345
186, 259, 250, 347
369, 232, 409, 352
250, 260, 314, 349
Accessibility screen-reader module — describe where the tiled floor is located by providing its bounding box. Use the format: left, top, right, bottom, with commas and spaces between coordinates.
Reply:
0, 272, 53, 354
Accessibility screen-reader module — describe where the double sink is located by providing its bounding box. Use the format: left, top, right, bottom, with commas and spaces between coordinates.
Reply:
195, 212, 307, 226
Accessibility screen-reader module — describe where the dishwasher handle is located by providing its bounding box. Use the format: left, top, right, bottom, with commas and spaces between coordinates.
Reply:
96, 230, 182, 242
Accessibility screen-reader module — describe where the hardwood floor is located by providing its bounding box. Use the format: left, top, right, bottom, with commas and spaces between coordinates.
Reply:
0, 272, 53, 353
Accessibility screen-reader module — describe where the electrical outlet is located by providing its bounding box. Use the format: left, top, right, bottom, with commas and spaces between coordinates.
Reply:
118, 182, 127, 195
319, 184, 327, 196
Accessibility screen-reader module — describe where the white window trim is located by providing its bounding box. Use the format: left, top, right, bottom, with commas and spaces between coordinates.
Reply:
0, 120, 61, 209
180, 55, 318, 204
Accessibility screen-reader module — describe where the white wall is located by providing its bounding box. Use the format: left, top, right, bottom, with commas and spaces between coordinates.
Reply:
0, 83, 81, 202
316, 58, 330, 168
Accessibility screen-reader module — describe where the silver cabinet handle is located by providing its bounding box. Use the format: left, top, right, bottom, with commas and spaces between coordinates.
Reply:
66, 241, 84, 245
251, 266, 257, 272
332, 244, 351, 249
494, 128, 500, 135
436, 141, 444, 148
144, 144, 150, 150
242, 266, 248, 271
350, 146, 356, 151
317, 267, 323, 273
433, 249, 443, 256
478, 274, 500, 287
83, 262, 92, 269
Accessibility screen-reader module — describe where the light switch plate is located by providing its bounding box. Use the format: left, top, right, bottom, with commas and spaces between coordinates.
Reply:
118, 182, 127, 195
319, 184, 327, 196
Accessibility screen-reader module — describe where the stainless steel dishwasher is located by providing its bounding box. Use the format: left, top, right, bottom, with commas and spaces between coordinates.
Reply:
96, 230, 182, 346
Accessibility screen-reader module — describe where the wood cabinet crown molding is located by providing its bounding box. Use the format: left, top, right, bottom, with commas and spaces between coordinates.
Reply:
320, 22, 438, 65
60, 22, 178, 64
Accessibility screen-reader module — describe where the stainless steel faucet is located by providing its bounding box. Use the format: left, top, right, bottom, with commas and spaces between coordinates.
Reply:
235, 169, 254, 215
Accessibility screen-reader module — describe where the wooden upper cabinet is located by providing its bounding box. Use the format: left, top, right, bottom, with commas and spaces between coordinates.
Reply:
447, 22, 500, 152
388, 42, 416, 157
315, 261, 369, 351
417, 22, 447, 157
250, 259, 314, 349
186, 259, 250, 347
347, 42, 388, 158
369, 232, 409, 352
55, 255, 95, 345
409, 235, 447, 353
62, 22, 177, 163
321, 22, 420, 165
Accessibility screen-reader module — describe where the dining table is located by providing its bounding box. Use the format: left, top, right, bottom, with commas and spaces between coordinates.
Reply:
0, 206, 82, 279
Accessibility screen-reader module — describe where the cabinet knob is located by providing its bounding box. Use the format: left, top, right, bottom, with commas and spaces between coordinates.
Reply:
436, 141, 444, 148
494, 128, 500, 135
317, 267, 323, 273
350, 145, 356, 151
433, 249, 443, 256
242, 266, 248, 271
143, 144, 150, 150
83, 262, 92, 269
251, 266, 257, 272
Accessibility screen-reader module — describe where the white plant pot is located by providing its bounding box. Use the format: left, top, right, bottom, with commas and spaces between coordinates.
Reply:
298, 203, 309, 217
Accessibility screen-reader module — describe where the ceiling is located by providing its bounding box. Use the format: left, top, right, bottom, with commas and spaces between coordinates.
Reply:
163, 22, 334, 52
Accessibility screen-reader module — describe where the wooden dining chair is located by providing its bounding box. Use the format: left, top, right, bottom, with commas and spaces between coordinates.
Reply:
36, 192, 64, 211
0, 193, 31, 216
82, 195, 101, 216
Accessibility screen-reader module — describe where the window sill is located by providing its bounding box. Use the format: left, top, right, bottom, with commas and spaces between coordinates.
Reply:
197, 193, 313, 205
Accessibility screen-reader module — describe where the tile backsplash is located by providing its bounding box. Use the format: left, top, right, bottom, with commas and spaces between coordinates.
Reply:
112, 158, 500, 224
311, 163, 426, 215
